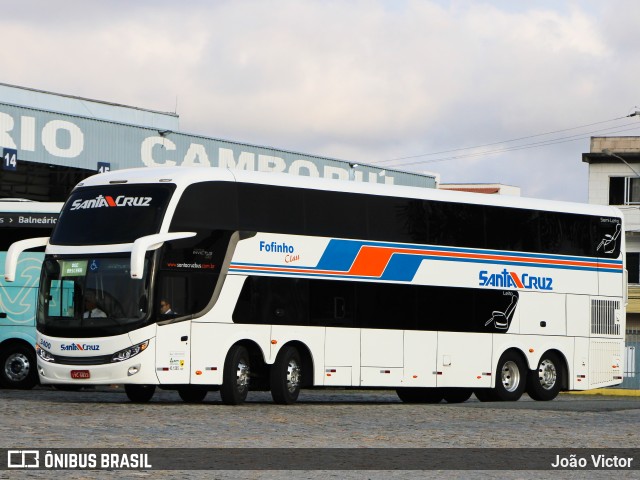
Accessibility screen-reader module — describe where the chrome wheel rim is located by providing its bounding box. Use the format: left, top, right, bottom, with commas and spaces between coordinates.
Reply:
538, 359, 557, 390
286, 358, 301, 393
501, 360, 520, 392
5, 353, 30, 382
236, 360, 250, 392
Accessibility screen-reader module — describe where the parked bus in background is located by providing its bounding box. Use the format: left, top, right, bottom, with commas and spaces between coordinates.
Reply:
0, 199, 61, 388
4, 168, 626, 404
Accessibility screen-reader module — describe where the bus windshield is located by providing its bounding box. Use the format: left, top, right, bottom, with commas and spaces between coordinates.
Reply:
50, 184, 175, 246
38, 256, 151, 338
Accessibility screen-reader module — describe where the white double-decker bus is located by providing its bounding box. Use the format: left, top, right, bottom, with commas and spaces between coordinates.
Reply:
4, 167, 625, 404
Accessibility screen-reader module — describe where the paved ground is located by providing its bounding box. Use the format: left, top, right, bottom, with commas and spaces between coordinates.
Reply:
1, 386, 639, 479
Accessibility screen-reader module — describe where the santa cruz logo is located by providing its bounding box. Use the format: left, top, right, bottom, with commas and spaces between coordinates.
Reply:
479, 269, 553, 291
70, 195, 152, 210
61, 343, 101, 351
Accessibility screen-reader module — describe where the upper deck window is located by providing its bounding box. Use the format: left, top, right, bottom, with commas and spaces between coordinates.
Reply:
50, 184, 175, 245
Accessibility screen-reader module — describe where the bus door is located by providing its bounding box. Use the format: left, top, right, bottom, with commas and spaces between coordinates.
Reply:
154, 274, 193, 384
155, 320, 192, 384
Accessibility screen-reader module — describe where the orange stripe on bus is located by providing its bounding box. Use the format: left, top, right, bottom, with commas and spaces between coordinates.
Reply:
348, 247, 394, 276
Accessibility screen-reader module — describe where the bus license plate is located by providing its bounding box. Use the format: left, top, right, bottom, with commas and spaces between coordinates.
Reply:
70, 370, 90, 379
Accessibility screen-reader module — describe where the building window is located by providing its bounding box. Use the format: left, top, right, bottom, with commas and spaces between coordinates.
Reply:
628, 253, 640, 284
609, 176, 640, 205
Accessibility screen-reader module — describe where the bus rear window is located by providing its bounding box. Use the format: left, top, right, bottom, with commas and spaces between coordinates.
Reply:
50, 184, 175, 245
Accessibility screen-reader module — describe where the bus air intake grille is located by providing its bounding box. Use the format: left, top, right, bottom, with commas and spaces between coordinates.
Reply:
590, 299, 621, 336
53, 354, 114, 365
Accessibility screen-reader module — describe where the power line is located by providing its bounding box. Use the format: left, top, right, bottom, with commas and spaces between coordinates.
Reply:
376, 114, 638, 165
385, 122, 640, 168
372, 115, 640, 168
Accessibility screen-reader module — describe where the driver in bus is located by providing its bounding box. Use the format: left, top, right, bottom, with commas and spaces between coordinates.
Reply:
159, 299, 176, 315
83, 292, 107, 318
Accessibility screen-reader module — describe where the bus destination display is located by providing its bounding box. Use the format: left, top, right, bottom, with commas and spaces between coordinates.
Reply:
0, 213, 58, 227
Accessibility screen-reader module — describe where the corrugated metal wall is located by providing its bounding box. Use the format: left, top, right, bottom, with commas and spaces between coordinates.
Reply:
0, 94, 435, 189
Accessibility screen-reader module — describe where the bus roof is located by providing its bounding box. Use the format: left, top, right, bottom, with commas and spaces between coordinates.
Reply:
74, 166, 621, 219
0, 199, 63, 214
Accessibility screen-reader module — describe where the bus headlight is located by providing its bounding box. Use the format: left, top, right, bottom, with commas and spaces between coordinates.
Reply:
111, 340, 150, 363
36, 344, 56, 363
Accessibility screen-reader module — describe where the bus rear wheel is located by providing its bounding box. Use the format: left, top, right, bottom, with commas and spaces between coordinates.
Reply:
221, 345, 251, 405
124, 384, 156, 403
178, 386, 208, 403
396, 387, 443, 403
474, 389, 500, 402
0, 343, 38, 389
493, 351, 527, 401
526, 351, 563, 401
270, 346, 302, 405
442, 388, 472, 403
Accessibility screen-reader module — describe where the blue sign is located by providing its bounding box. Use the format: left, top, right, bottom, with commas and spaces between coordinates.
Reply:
2, 148, 17, 171
97, 162, 111, 173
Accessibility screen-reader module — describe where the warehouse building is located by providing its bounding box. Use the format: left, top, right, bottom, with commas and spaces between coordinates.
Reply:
0, 83, 435, 202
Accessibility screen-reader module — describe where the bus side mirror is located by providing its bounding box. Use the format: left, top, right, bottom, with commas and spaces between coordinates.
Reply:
3, 237, 49, 282
130, 232, 196, 280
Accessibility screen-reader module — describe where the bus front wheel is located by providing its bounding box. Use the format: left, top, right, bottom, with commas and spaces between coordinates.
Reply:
124, 384, 156, 403
526, 351, 563, 401
270, 346, 302, 405
0, 343, 38, 389
220, 345, 251, 405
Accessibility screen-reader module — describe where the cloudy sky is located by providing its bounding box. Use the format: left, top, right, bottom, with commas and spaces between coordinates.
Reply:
2, 0, 640, 202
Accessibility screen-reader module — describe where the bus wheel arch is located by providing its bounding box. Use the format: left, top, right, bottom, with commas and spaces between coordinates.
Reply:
0, 339, 39, 389
526, 349, 567, 401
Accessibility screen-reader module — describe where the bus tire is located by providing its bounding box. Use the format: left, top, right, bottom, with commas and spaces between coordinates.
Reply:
0, 343, 39, 389
494, 351, 527, 401
442, 388, 473, 403
178, 386, 208, 403
221, 345, 251, 405
474, 389, 500, 402
270, 346, 302, 405
124, 384, 156, 403
396, 387, 443, 403
526, 351, 563, 401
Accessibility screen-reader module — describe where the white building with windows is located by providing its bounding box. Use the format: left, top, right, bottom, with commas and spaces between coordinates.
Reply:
583, 136, 640, 333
